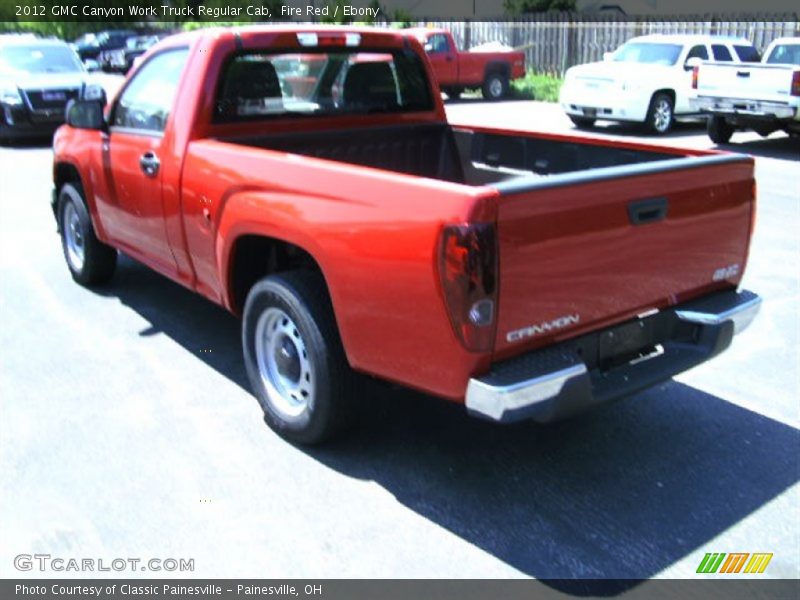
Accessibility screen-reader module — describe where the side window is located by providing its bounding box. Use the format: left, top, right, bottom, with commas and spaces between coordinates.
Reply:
734, 45, 761, 62
712, 44, 733, 61
685, 45, 709, 61
428, 34, 449, 54
112, 48, 189, 133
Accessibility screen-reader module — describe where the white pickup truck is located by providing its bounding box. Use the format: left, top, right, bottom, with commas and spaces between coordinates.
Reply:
691, 37, 800, 143
559, 34, 759, 134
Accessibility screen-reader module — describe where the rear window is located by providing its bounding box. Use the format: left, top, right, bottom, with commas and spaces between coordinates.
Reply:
766, 43, 800, 65
734, 45, 761, 62
214, 49, 434, 122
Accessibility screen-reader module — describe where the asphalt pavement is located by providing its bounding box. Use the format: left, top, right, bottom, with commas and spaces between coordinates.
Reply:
1, 97, 798, 586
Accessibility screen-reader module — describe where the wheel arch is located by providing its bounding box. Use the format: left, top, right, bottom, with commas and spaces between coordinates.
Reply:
53, 161, 107, 239
484, 60, 511, 81
54, 161, 84, 193
226, 233, 331, 317
651, 88, 676, 106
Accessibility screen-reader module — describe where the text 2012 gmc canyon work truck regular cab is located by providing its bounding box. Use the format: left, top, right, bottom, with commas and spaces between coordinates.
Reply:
53, 26, 761, 444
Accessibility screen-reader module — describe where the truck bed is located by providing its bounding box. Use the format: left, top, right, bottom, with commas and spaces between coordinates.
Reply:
221, 123, 680, 187
218, 123, 753, 362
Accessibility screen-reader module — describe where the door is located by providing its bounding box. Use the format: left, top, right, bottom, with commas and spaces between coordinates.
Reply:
424, 33, 459, 87
104, 48, 189, 273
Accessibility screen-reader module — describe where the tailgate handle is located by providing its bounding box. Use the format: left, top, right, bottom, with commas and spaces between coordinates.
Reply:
736, 70, 751, 78
628, 197, 668, 225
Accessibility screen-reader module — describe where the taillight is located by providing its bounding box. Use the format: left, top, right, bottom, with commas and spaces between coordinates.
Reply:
791, 70, 800, 97
692, 65, 699, 89
438, 223, 498, 352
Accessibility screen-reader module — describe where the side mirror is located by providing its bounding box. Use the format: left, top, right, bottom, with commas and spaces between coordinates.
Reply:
66, 99, 106, 131
684, 56, 702, 71
84, 59, 101, 72
603, 51, 613, 61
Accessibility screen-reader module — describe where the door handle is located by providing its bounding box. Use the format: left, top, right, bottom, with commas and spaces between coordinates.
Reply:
736, 70, 751, 78
446, 55, 455, 62
628, 197, 668, 225
139, 152, 160, 177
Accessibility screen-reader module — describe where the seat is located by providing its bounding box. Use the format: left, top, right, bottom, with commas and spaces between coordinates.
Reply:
342, 62, 399, 111
218, 60, 283, 117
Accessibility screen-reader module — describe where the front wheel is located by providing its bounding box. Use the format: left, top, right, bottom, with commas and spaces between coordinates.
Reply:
482, 72, 508, 101
569, 115, 596, 129
242, 271, 359, 444
707, 115, 734, 144
444, 87, 461, 100
645, 92, 674, 134
58, 183, 117, 285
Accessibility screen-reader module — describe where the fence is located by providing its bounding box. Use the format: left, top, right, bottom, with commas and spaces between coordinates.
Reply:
420, 16, 799, 76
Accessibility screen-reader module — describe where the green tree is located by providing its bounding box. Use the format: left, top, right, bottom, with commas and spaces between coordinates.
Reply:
505, 0, 576, 15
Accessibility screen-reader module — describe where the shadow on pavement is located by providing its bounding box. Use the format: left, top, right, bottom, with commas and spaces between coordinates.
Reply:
571, 120, 706, 140
0, 135, 53, 150
444, 95, 528, 105
716, 135, 799, 161
97, 254, 250, 391
98, 256, 799, 593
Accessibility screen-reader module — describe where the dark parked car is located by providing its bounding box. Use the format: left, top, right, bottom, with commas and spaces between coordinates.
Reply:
0, 36, 89, 141
100, 34, 165, 74
72, 30, 136, 62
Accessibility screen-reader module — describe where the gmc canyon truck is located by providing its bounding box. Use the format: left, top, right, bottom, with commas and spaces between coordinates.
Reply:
53, 25, 761, 444
407, 28, 525, 100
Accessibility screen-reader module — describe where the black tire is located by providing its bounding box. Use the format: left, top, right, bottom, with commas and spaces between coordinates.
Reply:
569, 115, 596, 129
707, 116, 734, 144
58, 182, 117, 286
444, 87, 461, 100
482, 72, 508, 101
753, 125, 776, 138
242, 270, 360, 445
645, 92, 675, 134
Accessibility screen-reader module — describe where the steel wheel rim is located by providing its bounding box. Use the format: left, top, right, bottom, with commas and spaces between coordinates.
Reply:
489, 77, 503, 98
63, 202, 85, 271
653, 99, 672, 132
254, 307, 314, 419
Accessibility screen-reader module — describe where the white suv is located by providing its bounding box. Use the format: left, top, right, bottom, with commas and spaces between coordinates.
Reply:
559, 34, 759, 134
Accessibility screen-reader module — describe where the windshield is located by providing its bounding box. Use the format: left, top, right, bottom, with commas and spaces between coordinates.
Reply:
613, 43, 683, 66
766, 43, 800, 65
214, 49, 433, 122
0, 44, 84, 74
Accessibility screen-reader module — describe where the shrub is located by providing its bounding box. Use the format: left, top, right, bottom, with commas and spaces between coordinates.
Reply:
511, 72, 563, 102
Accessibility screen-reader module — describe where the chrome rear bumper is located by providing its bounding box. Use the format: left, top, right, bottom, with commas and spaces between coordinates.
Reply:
466, 289, 761, 423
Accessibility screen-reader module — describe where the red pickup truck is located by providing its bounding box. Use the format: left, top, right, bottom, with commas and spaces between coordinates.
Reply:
407, 28, 525, 100
53, 25, 760, 444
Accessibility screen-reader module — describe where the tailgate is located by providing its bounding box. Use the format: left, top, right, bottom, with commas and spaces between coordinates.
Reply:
492, 155, 755, 357
697, 62, 797, 102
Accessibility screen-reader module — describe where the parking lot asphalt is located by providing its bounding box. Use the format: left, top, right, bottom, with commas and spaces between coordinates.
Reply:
1, 96, 798, 586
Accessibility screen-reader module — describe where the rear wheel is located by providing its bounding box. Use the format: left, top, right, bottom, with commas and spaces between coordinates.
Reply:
569, 115, 596, 129
58, 183, 117, 285
645, 92, 674, 134
242, 270, 360, 444
482, 72, 508, 101
707, 115, 734, 144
